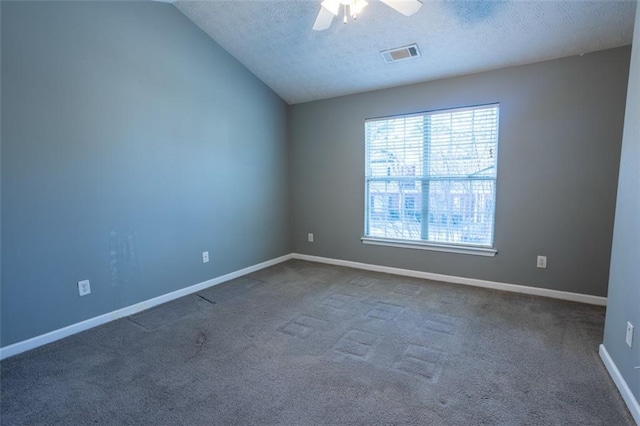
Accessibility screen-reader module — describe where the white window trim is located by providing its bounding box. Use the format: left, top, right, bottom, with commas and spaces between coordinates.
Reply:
364, 103, 500, 252
361, 237, 497, 257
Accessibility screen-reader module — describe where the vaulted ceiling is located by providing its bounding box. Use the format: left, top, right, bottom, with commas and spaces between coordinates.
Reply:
174, 1, 636, 104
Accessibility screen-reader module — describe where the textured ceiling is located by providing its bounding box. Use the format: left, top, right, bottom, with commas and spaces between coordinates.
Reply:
174, 0, 636, 104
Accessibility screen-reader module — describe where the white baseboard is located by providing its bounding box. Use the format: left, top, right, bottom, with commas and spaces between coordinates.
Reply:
0, 252, 608, 361
599, 344, 640, 424
0, 254, 293, 361
291, 253, 607, 306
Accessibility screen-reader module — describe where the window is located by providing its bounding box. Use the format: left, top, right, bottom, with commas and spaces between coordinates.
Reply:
363, 104, 499, 255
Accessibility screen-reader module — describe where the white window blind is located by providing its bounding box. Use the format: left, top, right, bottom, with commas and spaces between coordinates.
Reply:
364, 104, 499, 249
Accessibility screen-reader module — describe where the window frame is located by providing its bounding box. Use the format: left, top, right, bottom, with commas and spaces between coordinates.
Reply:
362, 103, 500, 257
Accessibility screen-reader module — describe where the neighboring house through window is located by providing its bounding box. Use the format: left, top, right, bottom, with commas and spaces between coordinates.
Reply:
363, 104, 500, 255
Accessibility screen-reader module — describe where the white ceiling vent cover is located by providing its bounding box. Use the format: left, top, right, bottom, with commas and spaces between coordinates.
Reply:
380, 44, 420, 63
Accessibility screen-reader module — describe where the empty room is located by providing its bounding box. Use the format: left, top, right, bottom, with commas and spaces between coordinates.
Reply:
1, 0, 639, 424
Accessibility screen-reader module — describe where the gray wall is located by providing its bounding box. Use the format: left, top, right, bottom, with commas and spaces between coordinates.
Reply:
603, 6, 640, 404
290, 47, 630, 297
0, 1, 289, 347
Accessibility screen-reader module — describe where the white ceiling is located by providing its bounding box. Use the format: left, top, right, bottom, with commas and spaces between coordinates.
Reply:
174, 0, 636, 104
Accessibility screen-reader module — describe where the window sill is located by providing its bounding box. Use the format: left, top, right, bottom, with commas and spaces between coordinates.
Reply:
361, 237, 497, 257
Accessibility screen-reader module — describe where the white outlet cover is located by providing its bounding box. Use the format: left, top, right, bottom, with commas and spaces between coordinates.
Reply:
202, 251, 209, 263
626, 322, 634, 348
78, 280, 91, 296
537, 256, 547, 268
308, 233, 314, 242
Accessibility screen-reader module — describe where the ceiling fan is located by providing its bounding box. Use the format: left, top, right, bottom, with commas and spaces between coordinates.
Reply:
313, 0, 422, 31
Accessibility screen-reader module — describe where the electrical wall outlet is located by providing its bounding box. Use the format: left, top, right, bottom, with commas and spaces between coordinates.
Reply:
536, 255, 547, 269
78, 280, 91, 297
202, 251, 209, 263
308, 233, 314, 243
626, 322, 634, 348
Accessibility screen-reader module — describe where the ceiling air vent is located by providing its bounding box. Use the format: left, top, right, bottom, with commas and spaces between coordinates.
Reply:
380, 44, 421, 64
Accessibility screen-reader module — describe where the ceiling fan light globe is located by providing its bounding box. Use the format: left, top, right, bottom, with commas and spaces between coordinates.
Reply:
353, 0, 368, 15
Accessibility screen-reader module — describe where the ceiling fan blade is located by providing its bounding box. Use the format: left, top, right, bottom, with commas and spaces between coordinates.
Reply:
321, 0, 341, 16
380, 0, 422, 16
313, 5, 336, 31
